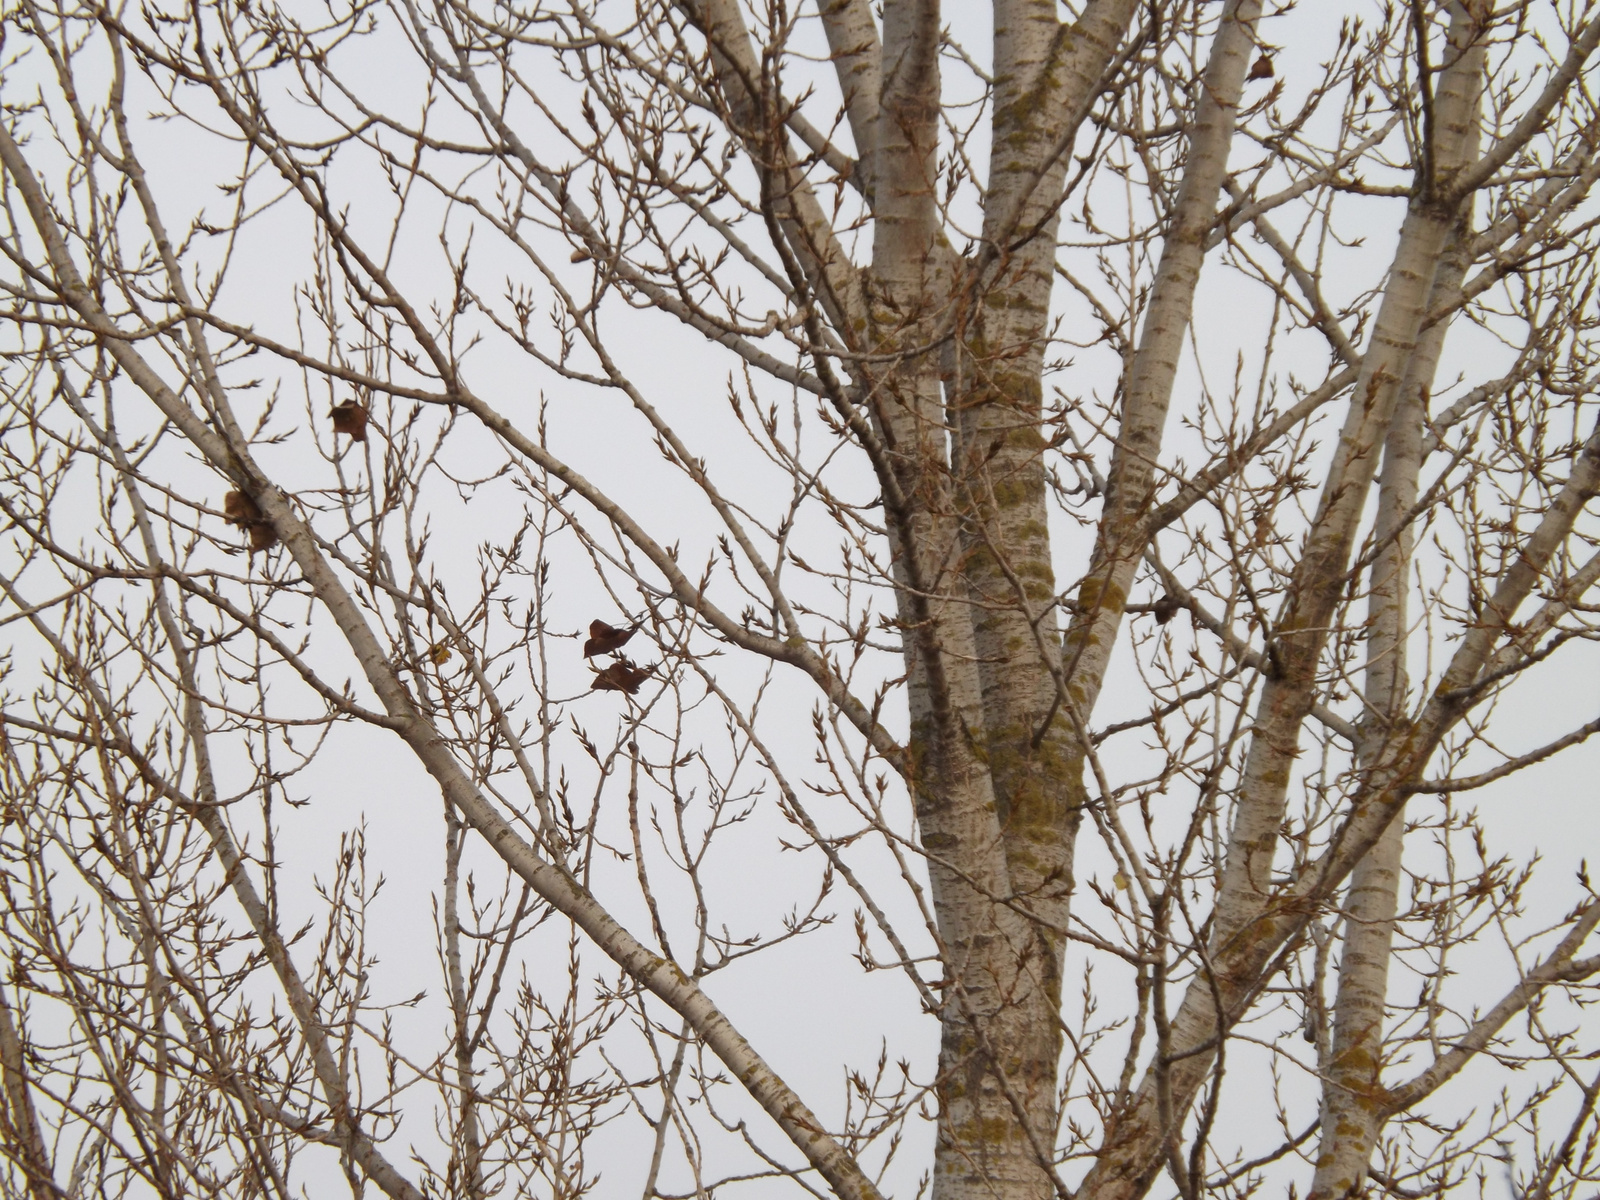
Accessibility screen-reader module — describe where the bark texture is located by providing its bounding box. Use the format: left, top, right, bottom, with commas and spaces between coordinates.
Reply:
4, 3, 1600, 1200
1074, 8, 1490, 1200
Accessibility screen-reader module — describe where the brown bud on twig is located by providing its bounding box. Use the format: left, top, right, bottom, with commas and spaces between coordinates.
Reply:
331, 401, 369, 442
584, 619, 640, 658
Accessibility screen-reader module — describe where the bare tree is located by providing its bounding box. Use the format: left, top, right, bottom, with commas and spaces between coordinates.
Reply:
1, 0, 1599, 1198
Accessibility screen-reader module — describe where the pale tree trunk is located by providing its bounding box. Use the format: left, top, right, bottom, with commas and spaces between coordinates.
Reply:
1308, 217, 1478, 1200
443, 812, 488, 1200
860, 0, 1155, 1194
7, 3, 1600, 1199
952, 3, 1256, 1190
1062, 0, 1263, 724
1306, 399, 1420, 1200
0, 993, 55, 1200
819, 0, 881, 204
939, 3, 1142, 1194
870, 5, 1047, 1197
876, 3, 1263, 1194
1075, 8, 1489, 1200
960, 0, 1139, 948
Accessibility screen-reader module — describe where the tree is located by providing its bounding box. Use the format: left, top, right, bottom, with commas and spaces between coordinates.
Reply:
1, 0, 1598, 1196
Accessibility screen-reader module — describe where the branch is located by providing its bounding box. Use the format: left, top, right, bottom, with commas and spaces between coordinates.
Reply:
1407, 714, 1600, 794
818, 0, 881, 202
1447, 14, 1600, 199
0, 116, 887, 1200
1383, 903, 1600, 1116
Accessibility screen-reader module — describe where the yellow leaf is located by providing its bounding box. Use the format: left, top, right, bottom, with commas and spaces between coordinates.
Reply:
1113, 871, 1129, 891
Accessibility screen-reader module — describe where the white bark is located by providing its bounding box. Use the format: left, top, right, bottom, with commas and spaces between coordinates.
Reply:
819, 0, 882, 201
1308, 211, 1476, 1200
1075, 9, 1488, 1198
869, 6, 1056, 1197
5, 4, 1600, 1198
1061, 0, 1262, 721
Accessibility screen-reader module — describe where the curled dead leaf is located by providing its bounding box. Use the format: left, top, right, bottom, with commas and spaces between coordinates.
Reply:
223, 490, 259, 525
583, 619, 640, 658
224, 490, 278, 551
331, 401, 369, 442
591, 659, 654, 696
